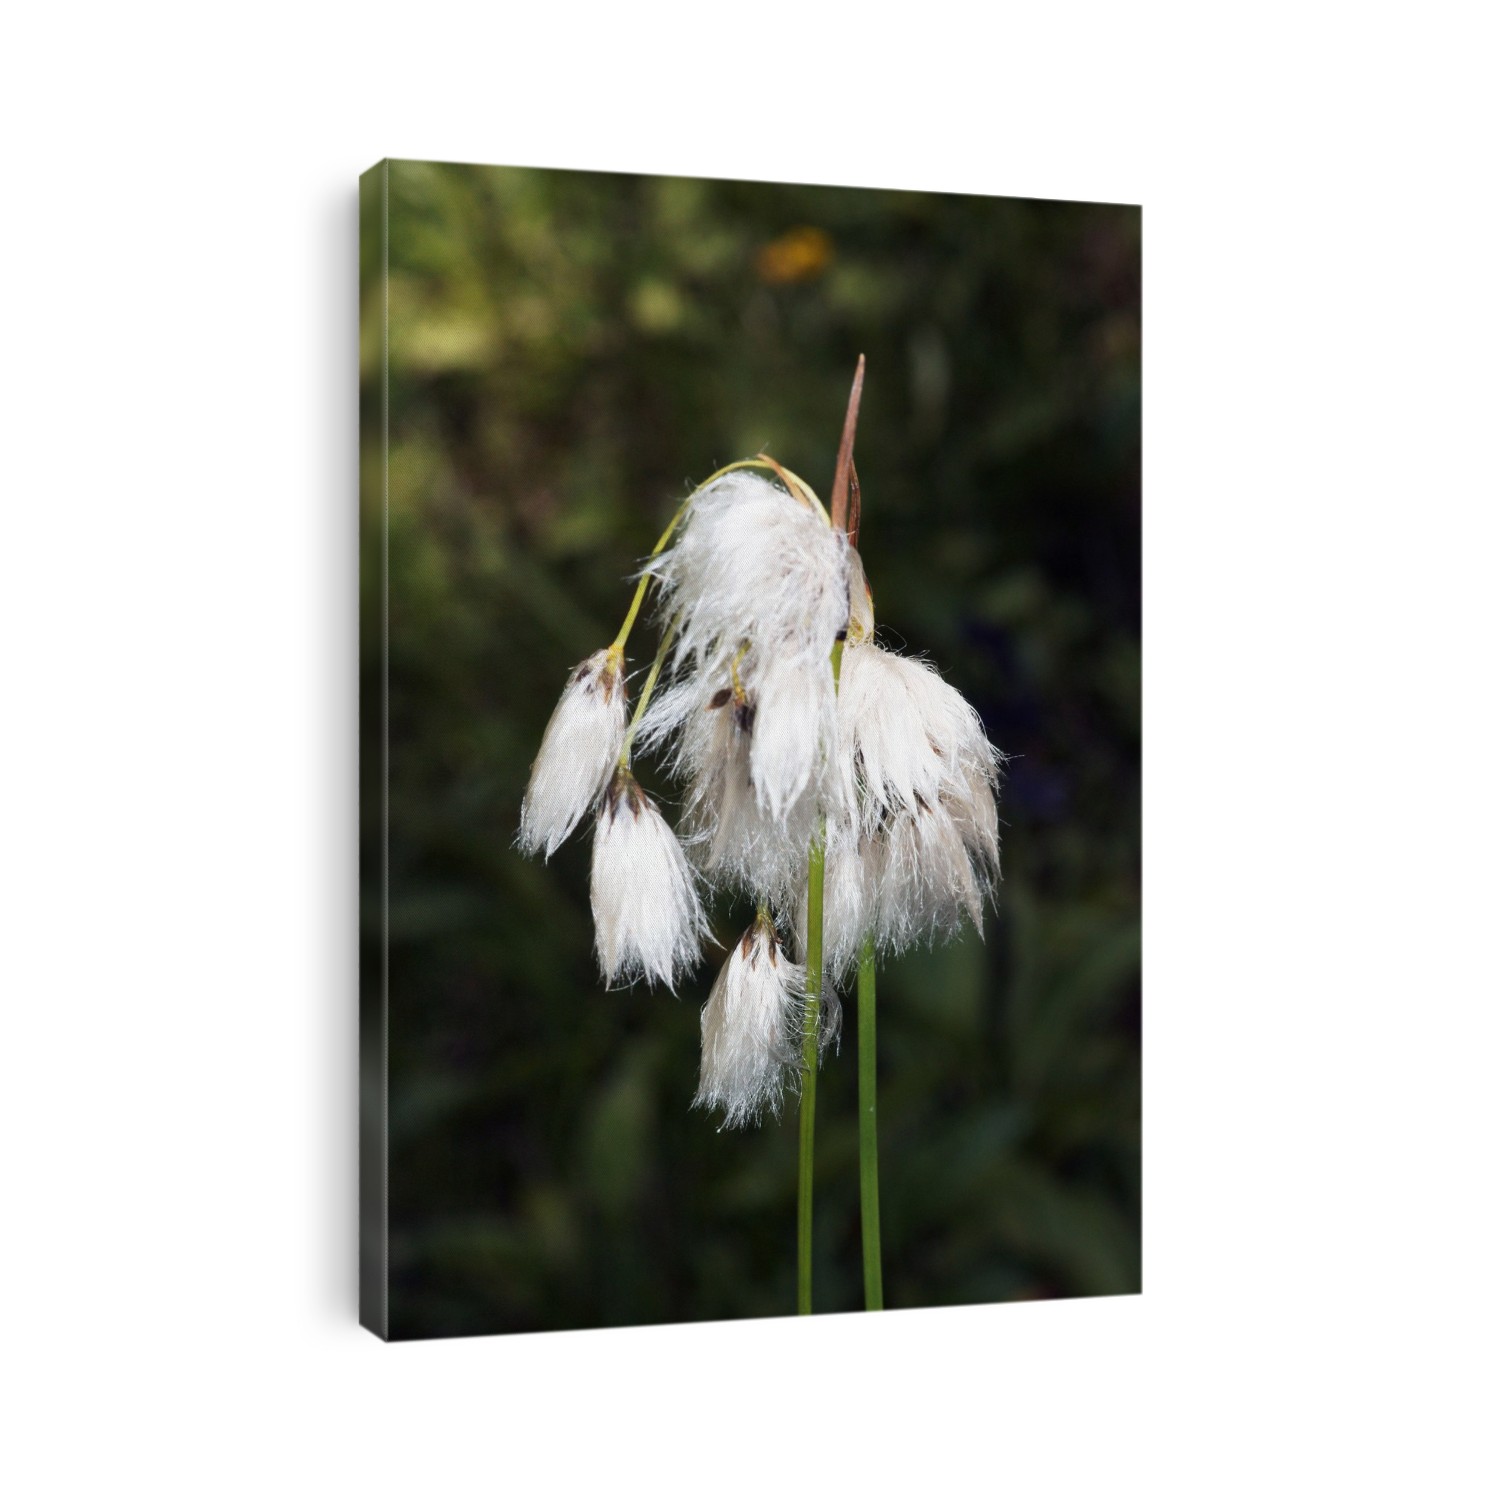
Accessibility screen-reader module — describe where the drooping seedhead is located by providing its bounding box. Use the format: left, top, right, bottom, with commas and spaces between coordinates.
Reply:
515, 411, 1005, 1090
798, 639, 1005, 978
693, 914, 806, 1129
641, 471, 851, 821
589, 767, 708, 991
518, 647, 628, 859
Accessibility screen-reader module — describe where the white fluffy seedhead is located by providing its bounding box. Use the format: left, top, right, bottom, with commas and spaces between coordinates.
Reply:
642, 472, 850, 820
693, 914, 805, 1129
665, 677, 817, 905
518, 647, 629, 859
835, 642, 1000, 840
648, 472, 850, 676
818, 641, 1005, 962
590, 769, 708, 990
750, 652, 840, 821
875, 802, 986, 953
816, 821, 882, 982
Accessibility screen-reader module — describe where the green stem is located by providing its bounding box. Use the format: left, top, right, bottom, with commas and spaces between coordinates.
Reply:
797, 636, 844, 1316
618, 619, 678, 769
797, 831, 825, 1316
857, 932, 884, 1310
610, 505, 689, 655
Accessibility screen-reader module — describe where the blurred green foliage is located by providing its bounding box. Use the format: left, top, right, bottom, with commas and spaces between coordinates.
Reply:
360, 160, 1140, 1337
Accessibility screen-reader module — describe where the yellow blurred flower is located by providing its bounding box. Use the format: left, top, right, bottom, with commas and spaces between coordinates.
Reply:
755, 226, 834, 285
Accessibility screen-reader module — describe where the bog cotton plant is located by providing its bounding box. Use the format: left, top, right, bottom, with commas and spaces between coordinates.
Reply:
517, 647, 628, 857
694, 913, 805, 1128
590, 768, 709, 989
818, 642, 1004, 971
516, 360, 1003, 1314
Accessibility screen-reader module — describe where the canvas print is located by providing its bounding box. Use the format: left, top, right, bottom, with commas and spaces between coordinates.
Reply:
360, 159, 1140, 1340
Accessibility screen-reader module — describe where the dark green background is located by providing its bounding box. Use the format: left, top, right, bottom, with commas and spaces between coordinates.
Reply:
361, 160, 1140, 1338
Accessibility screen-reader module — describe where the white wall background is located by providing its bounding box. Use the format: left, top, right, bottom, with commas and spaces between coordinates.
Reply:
3, 4, 1495, 1494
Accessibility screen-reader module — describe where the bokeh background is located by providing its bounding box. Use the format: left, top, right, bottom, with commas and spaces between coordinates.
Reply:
360, 160, 1140, 1339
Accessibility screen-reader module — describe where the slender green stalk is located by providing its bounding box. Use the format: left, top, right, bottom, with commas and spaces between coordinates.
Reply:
610, 506, 688, 655
857, 933, 884, 1310
797, 830, 825, 1315
617, 619, 678, 769
797, 637, 845, 1316
610, 575, 654, 657
797, 358, 865, 1314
